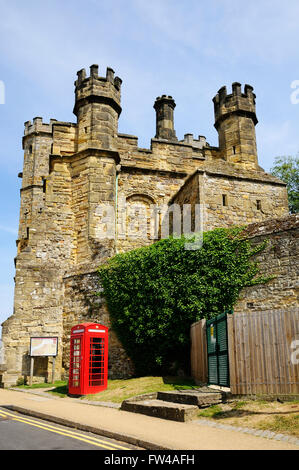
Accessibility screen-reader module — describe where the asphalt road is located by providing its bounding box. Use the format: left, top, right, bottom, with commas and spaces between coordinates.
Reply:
0, 407, 140, 450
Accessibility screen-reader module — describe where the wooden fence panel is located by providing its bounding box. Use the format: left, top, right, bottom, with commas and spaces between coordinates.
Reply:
191, 309, 299, 396
228, 309, 299, 396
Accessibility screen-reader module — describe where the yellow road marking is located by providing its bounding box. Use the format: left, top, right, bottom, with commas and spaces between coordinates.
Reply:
7, 417, 118, 450
0, 409, 131, 450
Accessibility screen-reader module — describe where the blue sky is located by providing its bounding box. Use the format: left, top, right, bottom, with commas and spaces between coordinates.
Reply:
0, 0, 299, 330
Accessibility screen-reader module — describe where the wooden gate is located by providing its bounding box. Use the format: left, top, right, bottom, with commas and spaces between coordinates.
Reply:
206, 313, 230, 387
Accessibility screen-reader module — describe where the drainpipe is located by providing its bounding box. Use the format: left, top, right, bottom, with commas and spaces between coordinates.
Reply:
115, 164, 121, 253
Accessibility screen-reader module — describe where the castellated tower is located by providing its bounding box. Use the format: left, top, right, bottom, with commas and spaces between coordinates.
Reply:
1, 66, 124, 387
213, 83, 258, 170
18, 118, 56, 251
0, 67, 289, 388
70, 65, 122, 263
74, 64, 122, 151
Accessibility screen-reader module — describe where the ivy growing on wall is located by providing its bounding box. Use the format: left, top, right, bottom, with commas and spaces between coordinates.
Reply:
97, 227, 270, 375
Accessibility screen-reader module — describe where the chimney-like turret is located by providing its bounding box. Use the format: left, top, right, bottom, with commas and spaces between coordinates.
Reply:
153, 95, 178, 141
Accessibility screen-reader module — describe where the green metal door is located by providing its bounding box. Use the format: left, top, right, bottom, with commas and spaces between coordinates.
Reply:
206, 312, 230, 387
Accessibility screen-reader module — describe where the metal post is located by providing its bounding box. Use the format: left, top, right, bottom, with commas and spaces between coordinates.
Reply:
52, 356, 56, 384
29, 357, 34, 386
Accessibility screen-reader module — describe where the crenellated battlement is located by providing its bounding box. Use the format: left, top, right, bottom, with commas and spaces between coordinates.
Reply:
181, 133, 207, 149
24, 117, 57, 136
73, 64, 122, 119
154, 95, 176, 108
212, 82, 258, 169
213, 82, 256, 106
75, 64, 122, 90
213, 82, 257, 128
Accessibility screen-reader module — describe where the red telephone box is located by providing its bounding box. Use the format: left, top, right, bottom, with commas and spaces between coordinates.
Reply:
68, 323, 108, 396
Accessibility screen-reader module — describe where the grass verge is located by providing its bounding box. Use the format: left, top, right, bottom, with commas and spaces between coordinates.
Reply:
14, 376, 197, 403
15, 380, 66, 390
198, 399, 299, 437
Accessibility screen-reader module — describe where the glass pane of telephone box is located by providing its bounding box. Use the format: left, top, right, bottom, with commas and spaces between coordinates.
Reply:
89, 337, 105, 386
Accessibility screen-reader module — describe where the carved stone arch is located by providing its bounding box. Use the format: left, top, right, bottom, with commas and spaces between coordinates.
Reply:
126, 192, 156, 205
118, 193, 158, 250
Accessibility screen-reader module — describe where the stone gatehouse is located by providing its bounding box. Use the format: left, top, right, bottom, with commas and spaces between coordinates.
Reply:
0, 65, 289, 387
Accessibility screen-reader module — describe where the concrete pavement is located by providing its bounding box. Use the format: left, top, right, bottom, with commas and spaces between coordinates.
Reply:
0, 388, 298, 450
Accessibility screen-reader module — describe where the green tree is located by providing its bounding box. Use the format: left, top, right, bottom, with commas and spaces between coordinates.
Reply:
98, 227, 270, 376
270, 155, 299, 213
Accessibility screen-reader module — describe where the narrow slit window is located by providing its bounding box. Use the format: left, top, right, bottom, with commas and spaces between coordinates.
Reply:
222, 194, 227, 206
42, 178, 47, 193
256, 200, 262, 210
232, 146, 236, 155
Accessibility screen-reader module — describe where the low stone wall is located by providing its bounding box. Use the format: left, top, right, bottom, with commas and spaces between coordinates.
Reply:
234, 214, 299, 313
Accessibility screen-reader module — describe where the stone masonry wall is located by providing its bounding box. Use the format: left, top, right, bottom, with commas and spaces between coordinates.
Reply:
172, 167, 288, 232
1, 150, 74, 386
62, 268, 134, 379
234, 215, 299, 313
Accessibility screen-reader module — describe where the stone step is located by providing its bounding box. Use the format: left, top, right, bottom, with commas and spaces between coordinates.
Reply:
0, 373, 19, 389
157, 390, 223, 407
121, 398, 199, 422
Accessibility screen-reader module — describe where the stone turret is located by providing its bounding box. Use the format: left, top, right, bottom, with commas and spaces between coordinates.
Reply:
153, 95, 178, 141
74, 65, 122, 151
213, 83, 258, 170
18, 117, 56, 249
72, 66, 122, 263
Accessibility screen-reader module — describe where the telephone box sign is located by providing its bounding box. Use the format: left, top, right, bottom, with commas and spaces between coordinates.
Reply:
69, 323, 108, 396
30, 337, 58, 357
